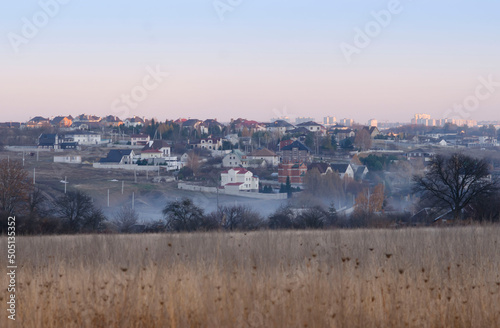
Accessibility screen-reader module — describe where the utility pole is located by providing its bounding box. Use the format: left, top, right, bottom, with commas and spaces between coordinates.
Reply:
33, 168, 36, 184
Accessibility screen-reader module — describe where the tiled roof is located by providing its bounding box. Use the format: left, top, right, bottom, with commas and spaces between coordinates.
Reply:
100, 149, 132, 163
330, 163, 350, 173
250, 148, 277, 157
281, 140, 311, 152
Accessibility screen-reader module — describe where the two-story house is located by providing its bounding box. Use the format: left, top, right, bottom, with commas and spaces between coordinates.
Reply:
220, 168, 259, 192
131, 134, 150, 146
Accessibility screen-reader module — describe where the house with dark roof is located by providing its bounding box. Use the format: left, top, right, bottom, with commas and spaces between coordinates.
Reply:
295, 121, 326, 135
307, 163, 333, 175
281, 140, 312, 163
100, 115, 123, 127
124, 116, 145, 127
362, 126, 380, 139
38, 133, 60, 149
352, 165, 369, 180
202, 119, 225, 134
334, 128, 356, 140
330, 163, 355, 179
27, 117, 50, 128
266, 120, 295, 135
181, 119, 207, 134
287, 127, 311, 136
99, 150, 135, 164
50, 116, 73, 128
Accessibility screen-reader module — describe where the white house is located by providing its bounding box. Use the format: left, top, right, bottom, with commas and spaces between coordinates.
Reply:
221, 168, 259, 192
131, 134, 150, 146
266, 120, 295, 135
192, 136, 222, 150
140, 140, 179, 169
140, 149, 163, 160
124, 116, 144, 127
222, 150, 248, 168
295, 121, 326, 135
248, 148, 279, 167
54, 155, 82, 164
142, 140, 171, 157
68, 132, 102, 145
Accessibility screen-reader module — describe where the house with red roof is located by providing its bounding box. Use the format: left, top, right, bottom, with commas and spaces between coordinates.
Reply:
220, 168, 259, 192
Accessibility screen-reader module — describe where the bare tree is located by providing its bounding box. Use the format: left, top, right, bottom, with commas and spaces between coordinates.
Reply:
54, 191, 106, 232
219, 205, 262, 231
113, 206, 139, 233
354, 129, 372, 151
413, 153, 499, 220
294, 206, 327, 229
186, 151, 201, 176
162, 198, 204, 232
0, 159, 30, 216
354, 184, 385, 216
268, 205, 294, 230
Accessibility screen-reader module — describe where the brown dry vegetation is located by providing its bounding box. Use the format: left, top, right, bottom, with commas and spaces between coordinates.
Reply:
1, 227, 500, 328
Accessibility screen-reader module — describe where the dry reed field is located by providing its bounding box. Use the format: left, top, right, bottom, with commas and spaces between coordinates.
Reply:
1, 227, 500, 328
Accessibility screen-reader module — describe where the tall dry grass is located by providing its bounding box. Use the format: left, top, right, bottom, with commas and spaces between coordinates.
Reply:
1, 227, 499, 327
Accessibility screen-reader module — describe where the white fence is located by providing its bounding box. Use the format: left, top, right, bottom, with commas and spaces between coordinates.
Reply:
178, 183, 287, 199
93, 163, 159, 171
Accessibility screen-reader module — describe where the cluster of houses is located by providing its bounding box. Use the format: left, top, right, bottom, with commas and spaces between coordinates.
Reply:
219, 138, 370, 194
19, 114, 499, 198
95, 139, 181, 171
25, 115, 145, 129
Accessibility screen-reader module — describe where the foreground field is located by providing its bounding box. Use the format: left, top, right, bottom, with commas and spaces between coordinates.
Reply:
1, 227, 500, 327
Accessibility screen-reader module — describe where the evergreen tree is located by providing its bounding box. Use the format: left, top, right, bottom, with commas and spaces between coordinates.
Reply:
286, 176, 292, 198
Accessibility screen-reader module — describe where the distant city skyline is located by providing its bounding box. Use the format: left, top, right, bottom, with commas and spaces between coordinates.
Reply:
1, 1, 499, 123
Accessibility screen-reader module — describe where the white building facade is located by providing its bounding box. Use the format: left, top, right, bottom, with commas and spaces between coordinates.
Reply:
220, 168, 259, 192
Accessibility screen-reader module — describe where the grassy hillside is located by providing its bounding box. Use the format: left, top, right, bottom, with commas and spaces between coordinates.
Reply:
1, 227, 500, 327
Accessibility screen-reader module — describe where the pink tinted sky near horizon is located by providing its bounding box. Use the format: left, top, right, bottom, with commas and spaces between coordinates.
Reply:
0, 0, 499, 124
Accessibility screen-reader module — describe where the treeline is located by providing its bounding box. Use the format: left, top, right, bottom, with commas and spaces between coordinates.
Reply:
0, 191, 408, 235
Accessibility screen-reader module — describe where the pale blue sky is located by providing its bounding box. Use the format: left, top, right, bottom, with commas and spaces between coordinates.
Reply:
1, 0, 499, 123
